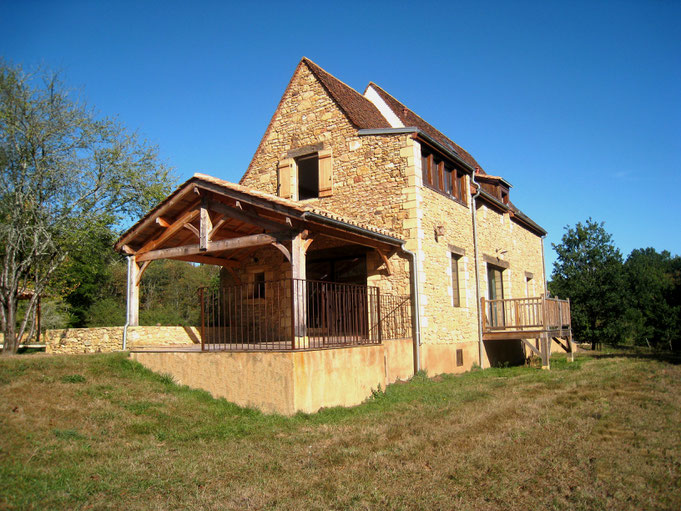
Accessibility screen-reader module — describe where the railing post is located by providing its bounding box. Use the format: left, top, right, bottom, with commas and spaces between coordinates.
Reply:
376, 288, 382, 343
199, 287, 205, 352
541, 294, 547, 330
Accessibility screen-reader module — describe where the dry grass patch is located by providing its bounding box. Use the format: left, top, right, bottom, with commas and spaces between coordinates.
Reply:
1, 348, 680, 510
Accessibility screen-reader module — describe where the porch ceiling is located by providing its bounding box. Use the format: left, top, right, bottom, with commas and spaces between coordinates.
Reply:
115, 174, 403, 266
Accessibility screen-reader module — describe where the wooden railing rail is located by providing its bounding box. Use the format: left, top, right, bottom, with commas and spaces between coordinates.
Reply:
481, 295, 571, 332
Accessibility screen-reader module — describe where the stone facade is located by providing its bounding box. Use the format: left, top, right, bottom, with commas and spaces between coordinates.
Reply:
239, 62, 412, 297
236, 59, 555, 375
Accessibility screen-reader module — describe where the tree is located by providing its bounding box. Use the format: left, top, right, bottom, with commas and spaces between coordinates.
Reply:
624, 248, 681, 351
548, 219, 626, 349
0, 62, 174, 354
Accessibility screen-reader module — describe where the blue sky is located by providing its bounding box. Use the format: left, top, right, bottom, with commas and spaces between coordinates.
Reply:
2, 0, 680, 271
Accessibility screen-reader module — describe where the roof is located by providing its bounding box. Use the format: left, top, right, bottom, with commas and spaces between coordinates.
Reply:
194, 174, 401, 239
302, 58, 389, 130
366, 82, 485, 173
116, 174, 402, 253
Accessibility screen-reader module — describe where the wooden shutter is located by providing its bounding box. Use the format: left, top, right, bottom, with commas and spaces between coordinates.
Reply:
318, 149, 333, 197
278, 158, 293, 199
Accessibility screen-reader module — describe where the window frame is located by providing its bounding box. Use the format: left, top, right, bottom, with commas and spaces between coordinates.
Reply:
451, 253, 461, 307
295, 153, 320, 200
420, 144, 469, 206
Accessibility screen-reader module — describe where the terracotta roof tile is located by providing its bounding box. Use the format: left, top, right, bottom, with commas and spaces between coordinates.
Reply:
195, 174, 401, 239
366, 82, 485, 173
302, 58, 390, 130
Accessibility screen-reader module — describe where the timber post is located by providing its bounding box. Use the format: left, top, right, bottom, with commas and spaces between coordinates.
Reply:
291, 232, 308, 348
127, 257, 140, 327
540, 333, 550, 370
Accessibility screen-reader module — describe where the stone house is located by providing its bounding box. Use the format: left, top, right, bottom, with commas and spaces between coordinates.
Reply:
116, 58, 572, 414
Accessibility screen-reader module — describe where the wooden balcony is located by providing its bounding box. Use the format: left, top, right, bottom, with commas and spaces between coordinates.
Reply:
481, 295, 574, 368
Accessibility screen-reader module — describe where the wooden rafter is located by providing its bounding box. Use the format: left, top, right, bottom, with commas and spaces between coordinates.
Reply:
271, 242, 291, 262
204, 197, 284, 233
209, 216, 226, 240
374, 248, 393, 275
137, 209, 200, 255
135, 232, 292, 262
136, 261, 151, 285
183, 222, 200, 239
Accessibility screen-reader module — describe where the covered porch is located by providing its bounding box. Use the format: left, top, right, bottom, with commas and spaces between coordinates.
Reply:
115, 174, 412, 353
480, 295, 574, 369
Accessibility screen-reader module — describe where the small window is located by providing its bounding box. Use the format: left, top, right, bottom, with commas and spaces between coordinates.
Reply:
297, 154, 319, 200
501, 188, 509, 204
444, 162, 453, 196
456, 349, 464, 367
451, 253, 461, 307
525, 276, 532, 297
253, 272, 266, 299
421, 150, 430, 186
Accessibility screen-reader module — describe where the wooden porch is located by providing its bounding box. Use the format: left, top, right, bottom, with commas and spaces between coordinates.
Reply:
481, 296, 574, 369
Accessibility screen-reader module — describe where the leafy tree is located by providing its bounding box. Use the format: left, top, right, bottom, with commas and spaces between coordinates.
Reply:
0, 62, 173, 353
624, 248, 681, 351
548, 219, 626, 349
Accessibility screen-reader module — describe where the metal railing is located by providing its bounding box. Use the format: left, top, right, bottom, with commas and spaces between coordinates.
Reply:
199, 279, 412, 351
481, 295, 571, 332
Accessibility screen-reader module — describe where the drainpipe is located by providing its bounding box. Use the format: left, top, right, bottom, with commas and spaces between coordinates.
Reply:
122, 255, 132, 351
540, 235, 548, 296
402, 247, 421, 374
470, 171, 484, 369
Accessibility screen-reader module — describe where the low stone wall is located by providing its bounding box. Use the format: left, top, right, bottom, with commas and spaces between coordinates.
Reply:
45, 326, 199, 354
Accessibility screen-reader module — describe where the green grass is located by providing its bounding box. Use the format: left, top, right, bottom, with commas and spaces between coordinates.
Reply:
1, 348, 680, 510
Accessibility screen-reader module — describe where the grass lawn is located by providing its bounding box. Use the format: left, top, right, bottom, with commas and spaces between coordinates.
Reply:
1, 348, 680, 510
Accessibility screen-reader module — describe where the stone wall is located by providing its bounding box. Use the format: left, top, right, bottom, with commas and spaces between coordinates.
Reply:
475, 201, 545, 302
45, 326, 199, 354
239, 62, 413, 296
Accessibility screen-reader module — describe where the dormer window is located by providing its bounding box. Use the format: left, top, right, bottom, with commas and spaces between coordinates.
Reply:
296, 154, 319, 200
421, 144, 468, 205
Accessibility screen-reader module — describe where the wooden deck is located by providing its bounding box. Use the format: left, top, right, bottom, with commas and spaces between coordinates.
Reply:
481, 296, 574, 368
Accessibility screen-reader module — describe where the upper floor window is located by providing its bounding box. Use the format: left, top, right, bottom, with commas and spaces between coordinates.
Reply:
451, 253, 461, 307
277, 148, 333, 200
296, 154, 319, 200
421, 145, 468, 204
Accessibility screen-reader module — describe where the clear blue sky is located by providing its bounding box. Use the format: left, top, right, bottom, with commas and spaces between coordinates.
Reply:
3, 0, 680, 272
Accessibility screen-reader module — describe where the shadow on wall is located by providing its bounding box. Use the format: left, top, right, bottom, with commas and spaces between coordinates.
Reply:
182, 326, 201, 344
483, 339, 525, 367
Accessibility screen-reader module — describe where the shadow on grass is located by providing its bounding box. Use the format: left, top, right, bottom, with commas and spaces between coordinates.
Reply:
588, 345, 681, 365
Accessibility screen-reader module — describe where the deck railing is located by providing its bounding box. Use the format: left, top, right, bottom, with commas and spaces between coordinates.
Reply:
481, 295, 571, 332
199, 279, 411, 351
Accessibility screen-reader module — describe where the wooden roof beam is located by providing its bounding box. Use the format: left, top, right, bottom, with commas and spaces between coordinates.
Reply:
135, 232, 294, 262
204, 197, 284, 233
136, 208, 199, 255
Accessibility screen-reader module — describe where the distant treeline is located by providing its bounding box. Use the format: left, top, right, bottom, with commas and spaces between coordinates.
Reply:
33, 229, 218, 329
549, 219, 681, 351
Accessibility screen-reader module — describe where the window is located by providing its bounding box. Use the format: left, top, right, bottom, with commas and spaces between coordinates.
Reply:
451, 253, 461, 307
296, 154, 319, 200
487, 265, 504, 327
456, 349, 464, 367
253, 272, 266, 299
525, 275, 533, 297
421, 144, 468, 204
